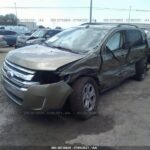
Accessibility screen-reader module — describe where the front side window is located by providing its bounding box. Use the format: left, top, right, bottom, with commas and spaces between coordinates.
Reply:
106, 32, 121, 51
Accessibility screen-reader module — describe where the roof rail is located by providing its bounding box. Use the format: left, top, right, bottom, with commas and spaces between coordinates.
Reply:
81, 22, 103, 25
81, 22, 120, 26
81, 23, 139, 28
117, 24, 138, 28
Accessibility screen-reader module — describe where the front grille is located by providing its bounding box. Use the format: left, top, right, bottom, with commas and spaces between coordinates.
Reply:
1, 60, 39, 105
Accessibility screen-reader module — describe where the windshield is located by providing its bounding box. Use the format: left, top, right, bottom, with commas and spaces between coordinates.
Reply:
31, 29, 46, 38
46, 27, 108, 53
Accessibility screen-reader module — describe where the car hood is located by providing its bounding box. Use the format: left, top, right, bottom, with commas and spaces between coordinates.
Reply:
6, 44, 85, 71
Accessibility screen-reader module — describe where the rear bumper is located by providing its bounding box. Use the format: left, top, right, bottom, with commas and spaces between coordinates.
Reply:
2, 76, 72, 111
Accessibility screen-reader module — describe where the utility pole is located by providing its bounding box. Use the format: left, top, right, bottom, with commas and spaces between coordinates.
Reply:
128, 5, 132, 23
14, 3, 18, 17
14, 2, 18, 25
89, 0, 93, 23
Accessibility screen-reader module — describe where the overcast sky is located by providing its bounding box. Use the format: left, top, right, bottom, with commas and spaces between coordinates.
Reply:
0, 0, 150, 27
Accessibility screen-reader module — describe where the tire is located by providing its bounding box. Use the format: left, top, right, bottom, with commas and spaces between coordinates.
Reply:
135, 58, 147, 81
69, 77, 99, 120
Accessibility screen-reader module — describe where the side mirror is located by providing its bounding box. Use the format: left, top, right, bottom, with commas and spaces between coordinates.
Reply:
105, 46, 113, 55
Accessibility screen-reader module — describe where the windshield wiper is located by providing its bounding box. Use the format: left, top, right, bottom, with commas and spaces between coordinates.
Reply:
51, 46, 79, 54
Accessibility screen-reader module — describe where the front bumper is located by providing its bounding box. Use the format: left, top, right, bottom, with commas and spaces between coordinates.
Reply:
2, 76, 72, 111
15, 42, 26, 48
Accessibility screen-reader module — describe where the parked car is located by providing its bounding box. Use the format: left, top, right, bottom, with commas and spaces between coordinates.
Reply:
15, 29, 62, 48
15, 34, 31, 48
0, 30, 18, 46
141, 28, 150, 62
2, 23, 148, 119
0, 25, 31, 35
0, 35, 7, 47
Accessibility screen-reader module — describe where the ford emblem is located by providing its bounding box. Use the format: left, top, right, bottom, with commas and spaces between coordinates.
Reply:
7, 70, 14, 79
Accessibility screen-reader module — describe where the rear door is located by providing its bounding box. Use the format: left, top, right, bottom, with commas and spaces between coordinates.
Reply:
120, 29, 147, 78
100, 31, 126, 89
124, 29, 147, 63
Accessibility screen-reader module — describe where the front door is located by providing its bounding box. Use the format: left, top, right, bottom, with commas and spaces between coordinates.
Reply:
99, 31, 126, 90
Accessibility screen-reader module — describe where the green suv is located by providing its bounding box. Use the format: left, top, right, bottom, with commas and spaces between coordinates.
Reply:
2, 23, 148, 119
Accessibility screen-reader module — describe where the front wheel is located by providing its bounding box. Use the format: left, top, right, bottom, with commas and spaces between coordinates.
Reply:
69, 77, 99, 120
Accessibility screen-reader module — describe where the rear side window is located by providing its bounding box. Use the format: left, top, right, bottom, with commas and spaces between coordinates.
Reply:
125, 30, 143, 47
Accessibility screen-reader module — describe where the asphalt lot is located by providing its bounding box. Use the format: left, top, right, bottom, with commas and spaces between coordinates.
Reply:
0, 47, 150, 147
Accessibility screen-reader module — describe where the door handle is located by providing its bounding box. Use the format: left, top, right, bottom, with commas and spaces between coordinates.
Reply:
121, 54, 126, 57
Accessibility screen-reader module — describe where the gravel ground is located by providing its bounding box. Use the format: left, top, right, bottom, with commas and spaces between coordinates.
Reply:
0, 47, 150, 148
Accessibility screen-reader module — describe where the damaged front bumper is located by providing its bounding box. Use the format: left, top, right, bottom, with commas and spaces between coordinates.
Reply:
23, 81, 72, 111
2, 77, 72, 111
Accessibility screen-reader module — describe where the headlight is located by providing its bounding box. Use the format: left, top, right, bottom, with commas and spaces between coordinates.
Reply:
26, 40, 33, 44
33, 71, 60, 84
26, 39, 39, 44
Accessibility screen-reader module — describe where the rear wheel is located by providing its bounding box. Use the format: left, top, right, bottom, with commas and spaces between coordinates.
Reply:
69, 77, 99, 120
135, 59, 147, 81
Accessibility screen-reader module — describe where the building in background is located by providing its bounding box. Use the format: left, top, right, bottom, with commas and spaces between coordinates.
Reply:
20, 19, 37, 30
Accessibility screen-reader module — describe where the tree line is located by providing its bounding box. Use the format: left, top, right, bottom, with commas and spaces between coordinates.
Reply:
0, 14, 19, 25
